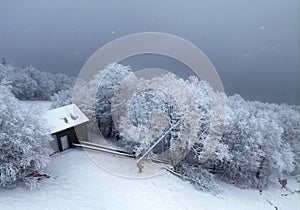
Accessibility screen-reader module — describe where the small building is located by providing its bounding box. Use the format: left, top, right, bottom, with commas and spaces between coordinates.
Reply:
45, 104, 89, 152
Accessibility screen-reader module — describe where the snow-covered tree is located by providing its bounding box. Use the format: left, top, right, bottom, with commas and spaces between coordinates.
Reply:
94, 63, 132, 138
6, 71, 38, 100
73, 78, 97, 131
0, 84, 52, 189
181, 75, 228, 171
249, 101, 300, 176
72, 63, 132, 134
113, 73, 200, 165
53, 73, 75, 93
51, 88, 73, 109
0, 64, 75, 100
72, 62, 299, 191
27, 66, 56, 100
211, 95, 296, 189
0, 64, 11, 81
0, 64, 38, 100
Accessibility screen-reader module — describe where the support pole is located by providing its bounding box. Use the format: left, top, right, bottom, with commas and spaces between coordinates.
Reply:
137, 118, 182, 163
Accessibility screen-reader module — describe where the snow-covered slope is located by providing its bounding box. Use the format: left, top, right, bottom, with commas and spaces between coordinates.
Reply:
0, 148, 298, 210
0, 100, 298, 210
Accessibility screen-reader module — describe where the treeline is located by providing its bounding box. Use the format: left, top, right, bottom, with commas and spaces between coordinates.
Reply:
0, 63, 75, 100
0, 63, 75, 188
47, 63, 300, 192
178, 93, 299, 191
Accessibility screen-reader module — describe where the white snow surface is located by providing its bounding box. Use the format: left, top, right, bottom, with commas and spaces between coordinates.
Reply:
18, 100, 52, 113
0, 148, 298, 210
44, 104, 89, 134
0, 100, 298, 210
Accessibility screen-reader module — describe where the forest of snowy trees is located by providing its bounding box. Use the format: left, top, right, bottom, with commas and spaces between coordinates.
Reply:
0, 63, 74, 188
0, 84, 52, 189
0, 63, 75, 100
0, 62, 299, 191
71, 63, 299, 191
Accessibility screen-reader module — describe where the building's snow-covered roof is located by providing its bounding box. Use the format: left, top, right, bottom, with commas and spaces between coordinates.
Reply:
44, 104, 89, 134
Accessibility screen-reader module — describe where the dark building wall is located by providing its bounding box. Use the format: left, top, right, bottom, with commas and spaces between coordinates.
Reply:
53, 122, 88, 152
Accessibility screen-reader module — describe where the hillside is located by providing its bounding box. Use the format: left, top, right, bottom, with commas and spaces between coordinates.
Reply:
0, 147, 298, 210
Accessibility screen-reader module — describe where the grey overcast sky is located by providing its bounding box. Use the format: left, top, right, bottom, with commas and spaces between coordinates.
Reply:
0, 0, 298, 104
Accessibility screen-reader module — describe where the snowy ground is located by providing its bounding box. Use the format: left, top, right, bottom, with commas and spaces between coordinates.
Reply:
18, 100, 52, 113
0, 101, 298, 210
0, 148, 299, 210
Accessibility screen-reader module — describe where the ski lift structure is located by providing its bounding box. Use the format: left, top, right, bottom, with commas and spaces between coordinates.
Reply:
44, 104, 89, 152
